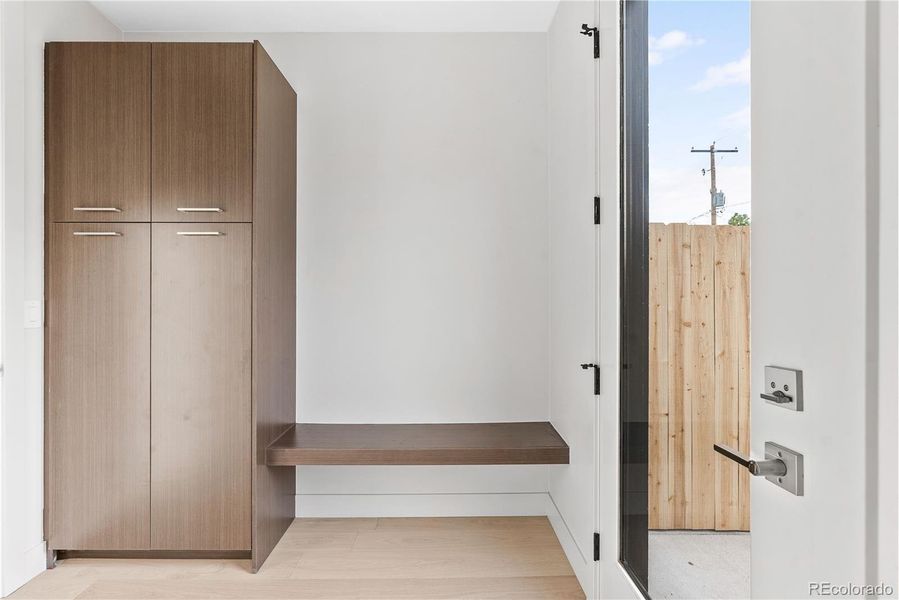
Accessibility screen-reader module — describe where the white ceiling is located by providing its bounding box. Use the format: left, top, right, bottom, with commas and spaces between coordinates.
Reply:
90, 1, 562, 33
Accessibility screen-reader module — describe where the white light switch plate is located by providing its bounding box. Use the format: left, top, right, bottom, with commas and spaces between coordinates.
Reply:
24, 300, 42, 328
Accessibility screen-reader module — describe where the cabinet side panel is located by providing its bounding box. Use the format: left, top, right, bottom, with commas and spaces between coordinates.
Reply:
47, 223, 151, 550
251, 41, 297, 571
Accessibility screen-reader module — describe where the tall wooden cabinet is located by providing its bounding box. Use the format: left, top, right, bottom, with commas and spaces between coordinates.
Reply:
45, 41, 296, 571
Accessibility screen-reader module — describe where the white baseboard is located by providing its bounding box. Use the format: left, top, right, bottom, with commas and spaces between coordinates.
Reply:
546, 494, 595, 599
2, 540, 46, 598
295, 492, 549, 518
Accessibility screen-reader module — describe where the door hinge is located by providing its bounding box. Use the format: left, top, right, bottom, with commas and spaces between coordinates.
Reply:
593, 532, 600, 561
579, 24, 600, 59
580, 363, 600, 396
594, 196, 601, 224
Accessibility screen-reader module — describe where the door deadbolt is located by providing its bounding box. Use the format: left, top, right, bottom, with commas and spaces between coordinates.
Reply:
763, 366, 803, 411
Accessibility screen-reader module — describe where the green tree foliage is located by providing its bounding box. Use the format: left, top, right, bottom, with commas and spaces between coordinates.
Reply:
728, 213, 750, 226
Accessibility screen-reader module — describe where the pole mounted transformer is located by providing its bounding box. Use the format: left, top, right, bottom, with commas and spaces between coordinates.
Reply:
691, 142, 738, 225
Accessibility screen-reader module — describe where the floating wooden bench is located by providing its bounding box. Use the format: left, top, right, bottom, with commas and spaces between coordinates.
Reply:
265, 422, 569, 465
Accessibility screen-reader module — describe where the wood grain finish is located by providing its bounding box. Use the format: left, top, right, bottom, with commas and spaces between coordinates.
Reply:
72, 576, 585, 599
151, 43, 253, 222
266, 423, 570, 466
737, 227, 751, 532
151, 223, 252, 550
648, 224, 750, 532
714, 227, 740, 530
250, 42, 297, 572
57, 551, 250, 560
47, 223, 150, 550
689, 226, 715, 530
11, 518, 584, 600
714, 226, 751, 531
46, 43, 150, 222
46, 41, 298, 565
647, 224, 670, 529
667, 223, 692, 529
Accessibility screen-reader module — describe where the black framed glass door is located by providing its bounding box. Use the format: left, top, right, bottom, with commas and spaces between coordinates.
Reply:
619, 0, 649, 594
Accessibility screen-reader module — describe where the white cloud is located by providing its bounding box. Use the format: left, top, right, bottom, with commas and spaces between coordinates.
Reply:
649, 30, 705, 66
691, 49, 750, 92
719, 105, 751, 139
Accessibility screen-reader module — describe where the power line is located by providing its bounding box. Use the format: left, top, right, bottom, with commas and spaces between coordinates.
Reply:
691, 141, 739, 225
688, 201, 752, 224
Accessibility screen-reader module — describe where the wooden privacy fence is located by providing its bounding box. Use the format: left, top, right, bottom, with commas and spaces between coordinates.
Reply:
648, 223, 750, 532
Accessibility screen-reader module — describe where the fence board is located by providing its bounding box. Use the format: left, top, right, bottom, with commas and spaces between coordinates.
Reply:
737, 227, 752, 531
648, 224, 750, 532
715, 226, 743, 531
690, 226, 716, 530
666, 223, 692, 529
648, 224, 671, 529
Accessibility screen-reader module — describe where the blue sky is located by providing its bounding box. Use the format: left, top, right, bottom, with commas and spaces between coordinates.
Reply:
649, 1, 751, 224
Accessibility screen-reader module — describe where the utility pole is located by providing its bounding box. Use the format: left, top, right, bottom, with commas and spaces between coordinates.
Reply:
691, 142, 738, 225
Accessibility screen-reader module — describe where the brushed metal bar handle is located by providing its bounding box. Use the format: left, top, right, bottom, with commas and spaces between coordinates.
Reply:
73, 207, 121, 212
73, 231, 122, 236
176, 231, 223, 236
176, 207, 223, 213
713, 443, 787, 477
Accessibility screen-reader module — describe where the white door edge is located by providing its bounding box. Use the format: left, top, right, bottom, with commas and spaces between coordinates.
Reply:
594, 0, 642, 598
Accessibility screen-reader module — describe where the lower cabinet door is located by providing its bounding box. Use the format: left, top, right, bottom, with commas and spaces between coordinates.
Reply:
151, 223, 252, 550
48, 223, 151, 550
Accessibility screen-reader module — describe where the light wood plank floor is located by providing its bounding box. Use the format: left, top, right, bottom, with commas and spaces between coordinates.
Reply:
10, 517, 585, 599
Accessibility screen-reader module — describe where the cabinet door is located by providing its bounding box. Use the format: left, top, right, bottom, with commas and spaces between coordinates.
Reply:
46, 43, 151, 222
151, 43, 253, 222
151, 223, 252, 550
47, 223, 150, 550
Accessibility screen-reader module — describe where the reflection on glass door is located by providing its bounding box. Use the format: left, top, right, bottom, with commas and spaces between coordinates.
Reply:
619, 0, 649, 593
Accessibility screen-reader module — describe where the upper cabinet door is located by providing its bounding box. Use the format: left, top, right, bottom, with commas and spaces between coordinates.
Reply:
152, 43, 253, 222
46, 43, 151, 222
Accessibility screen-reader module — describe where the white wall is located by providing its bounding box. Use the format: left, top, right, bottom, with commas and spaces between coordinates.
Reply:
124, 31, 553, 512
0, 3, 122, 595
750, 1, 897, 597
545, 1, 597, 596
875, 0, 898, 590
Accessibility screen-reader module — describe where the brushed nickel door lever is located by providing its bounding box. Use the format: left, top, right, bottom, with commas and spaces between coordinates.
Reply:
714, 442, 804, 495
714, 443, 787, 477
